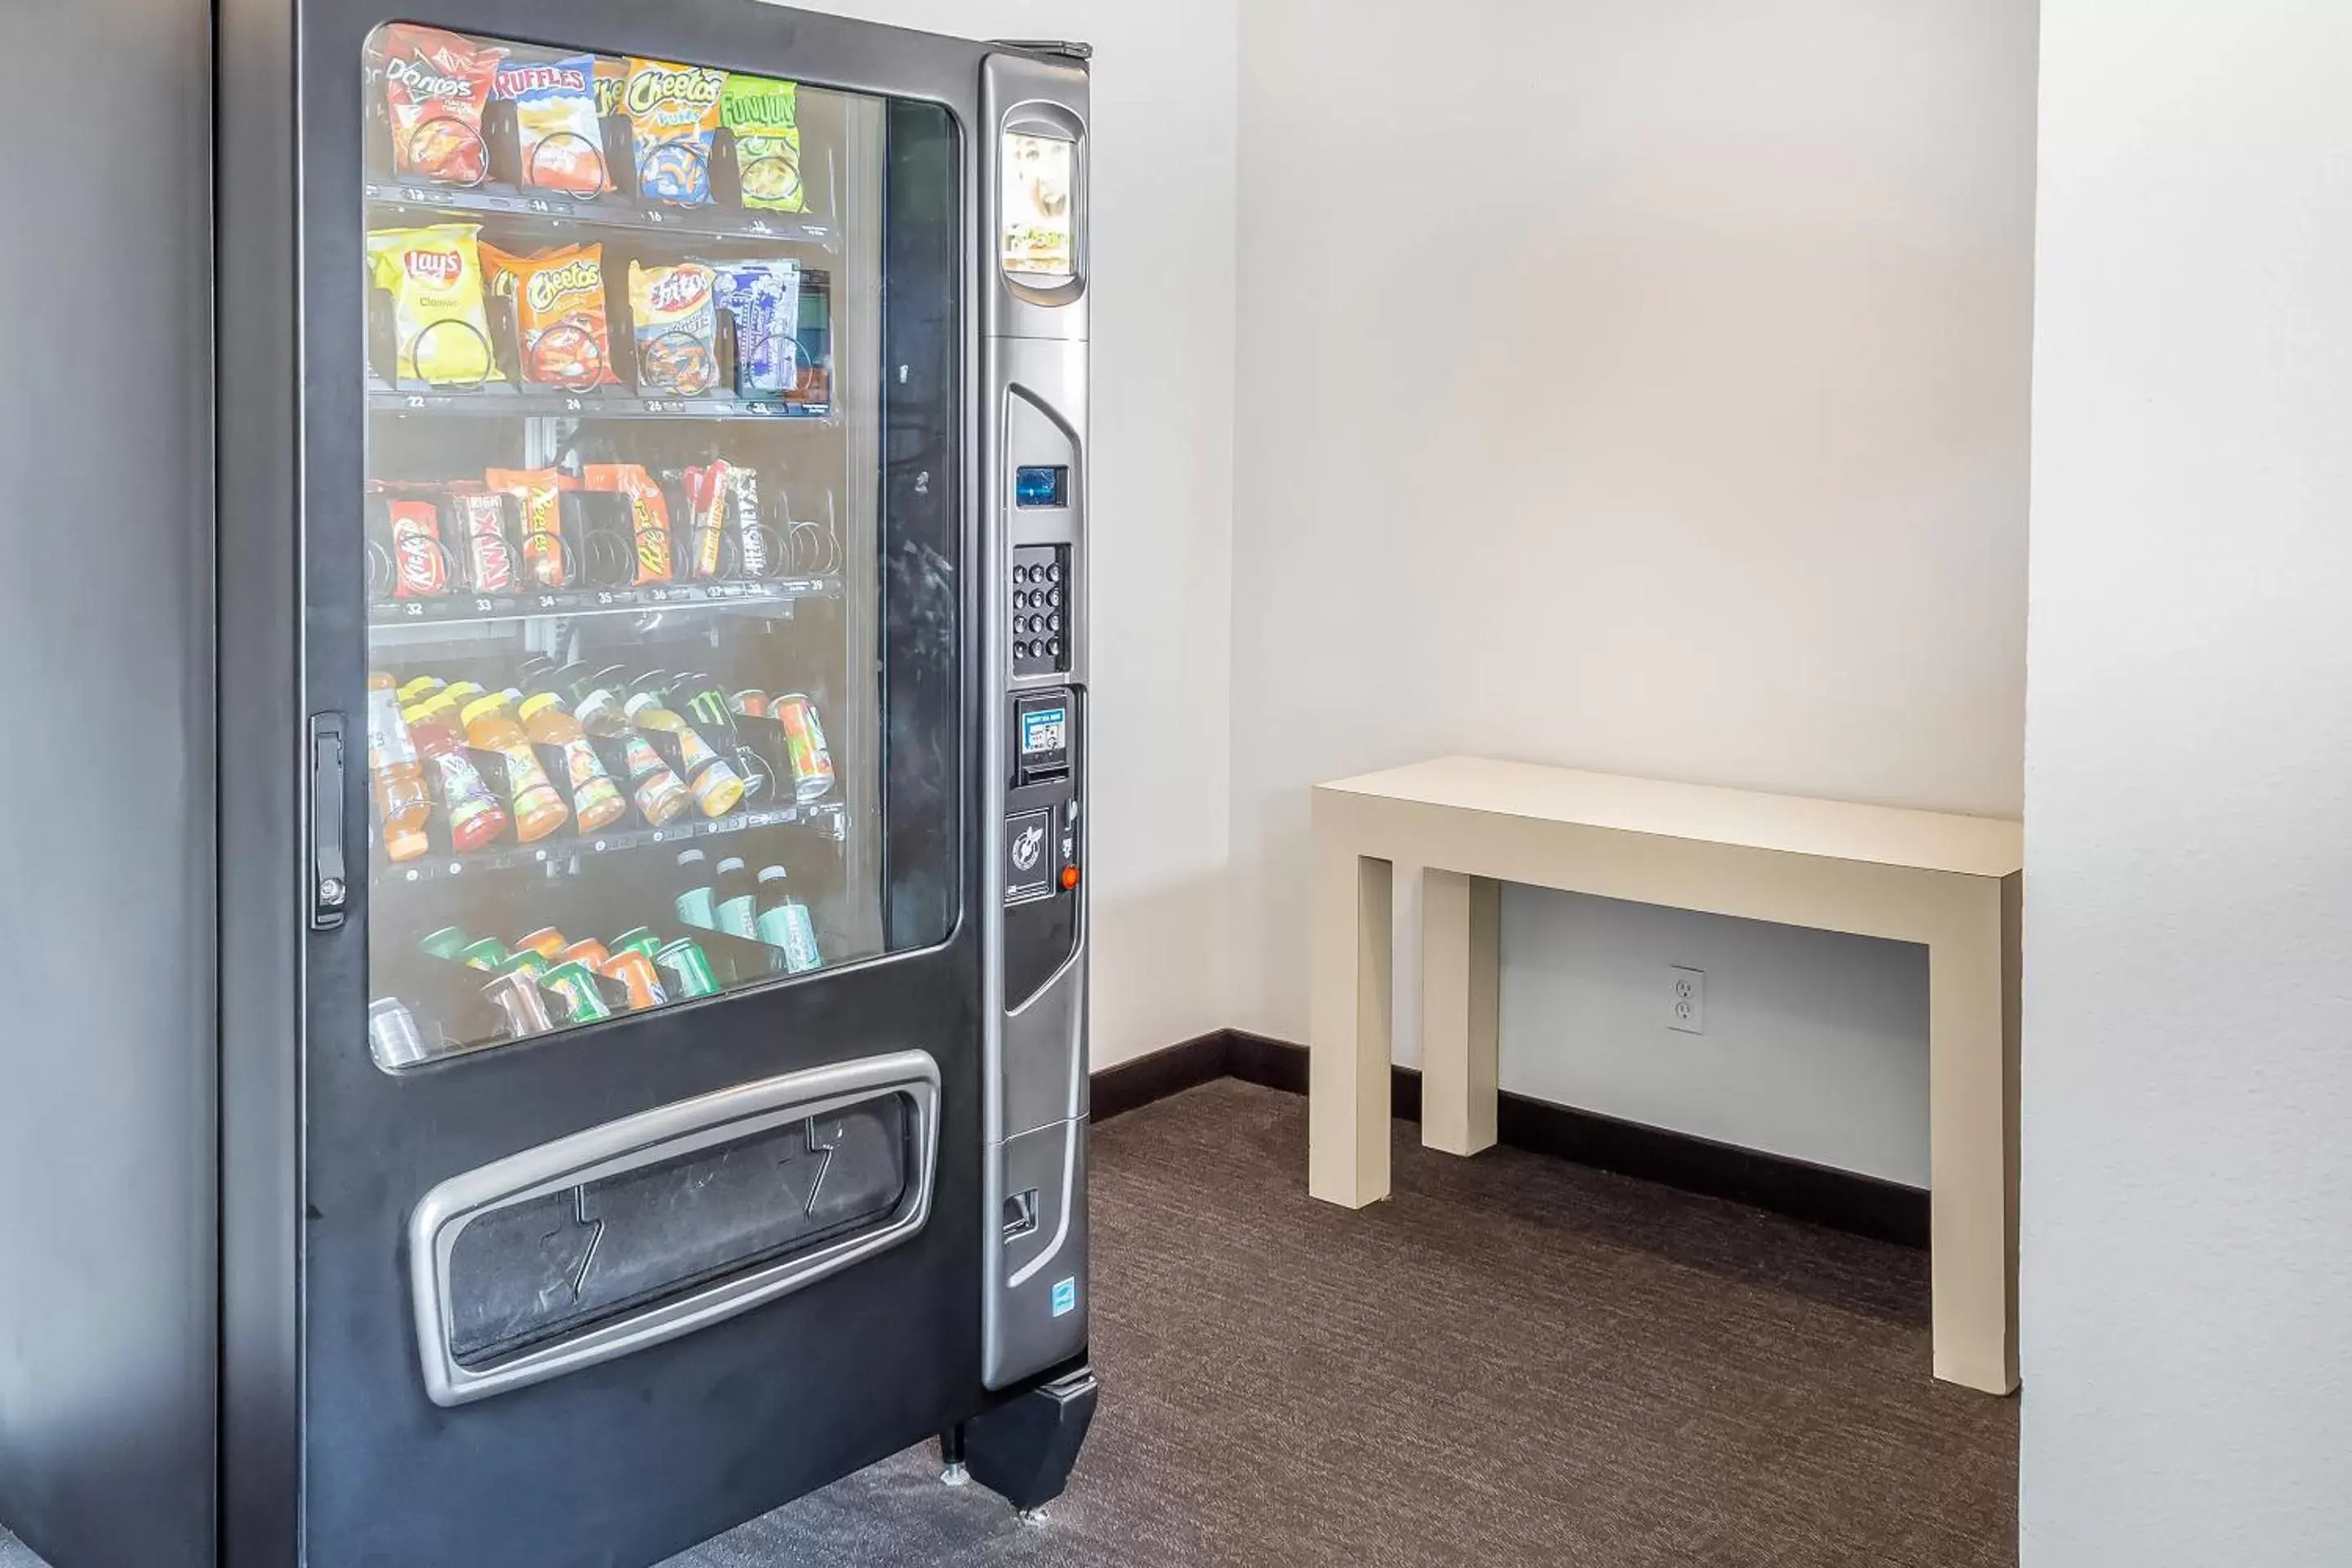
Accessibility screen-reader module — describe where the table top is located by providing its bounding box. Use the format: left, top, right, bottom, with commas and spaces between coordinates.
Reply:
1318, 756, 2022, 880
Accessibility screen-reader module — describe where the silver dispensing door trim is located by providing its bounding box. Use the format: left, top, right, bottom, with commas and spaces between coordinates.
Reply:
407, 1051, 941, 1408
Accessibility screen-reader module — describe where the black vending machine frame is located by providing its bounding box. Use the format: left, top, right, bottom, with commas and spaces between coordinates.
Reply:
216, 4, 1083, 1565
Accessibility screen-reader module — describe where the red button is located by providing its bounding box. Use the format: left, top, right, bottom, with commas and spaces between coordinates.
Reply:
1060, 864, 1081, 890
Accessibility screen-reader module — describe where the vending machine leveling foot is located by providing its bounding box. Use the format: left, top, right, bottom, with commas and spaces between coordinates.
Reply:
961, 1368, 1098, 1514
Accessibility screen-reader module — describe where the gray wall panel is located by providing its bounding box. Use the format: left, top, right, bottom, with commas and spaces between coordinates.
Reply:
0, 1, 216, 1565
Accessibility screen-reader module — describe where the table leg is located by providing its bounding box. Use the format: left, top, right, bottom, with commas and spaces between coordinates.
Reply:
1927, 871, 2023, 1394
1421, 868, 1499, 1157
1309, 840, 1392, 1207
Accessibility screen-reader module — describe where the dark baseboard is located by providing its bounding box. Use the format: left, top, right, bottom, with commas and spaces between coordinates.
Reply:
1092, 1030, 1927, 1250
1090, 1031, 1233, 1123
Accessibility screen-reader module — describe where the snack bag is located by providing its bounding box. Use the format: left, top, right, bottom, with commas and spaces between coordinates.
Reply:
624, 59, 726, 205
376, 24, 503, 185
481, 241, 615, 389
492, 52, 608, 195
721, 75, 805, 212
710, 259, 802, 395
628, 261, 719, 395
594, 57, 627, 122
485, 467, 569, 587
584, 464, 675, 586
366, 224, 501, 387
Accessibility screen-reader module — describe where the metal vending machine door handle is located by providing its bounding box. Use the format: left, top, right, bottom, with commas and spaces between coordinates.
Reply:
311, 713, 348, 929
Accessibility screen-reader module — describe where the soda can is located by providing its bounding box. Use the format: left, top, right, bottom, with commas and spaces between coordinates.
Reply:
728, 689, 768, 719
483, 969, 555, 1039
599, 949, 670, 1010
497, 951, 550, 983
556, 938, 610, 971
368, 996, 432, 1070
514, 928, 568, 960
418, 926, 470, 960
755, 900, 824, 975
771, 693, 836, 804
612, 927, 664, 963
458, 938, 510, 971
654, 938, 720, 1000
541, 960, 614, 1024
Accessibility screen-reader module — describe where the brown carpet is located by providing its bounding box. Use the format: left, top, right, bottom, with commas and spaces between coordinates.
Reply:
0, 1080, 2019, 1568
673, 1078, 2017, 1567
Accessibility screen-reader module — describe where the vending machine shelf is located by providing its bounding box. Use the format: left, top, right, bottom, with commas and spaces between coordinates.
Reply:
376, 800, 846, 887
368, 575, 841, 631
368, 386, 835, 421
367, 183, 840, 249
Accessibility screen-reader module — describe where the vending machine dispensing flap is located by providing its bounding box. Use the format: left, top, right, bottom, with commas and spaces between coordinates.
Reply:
408, 1052, 939, 1407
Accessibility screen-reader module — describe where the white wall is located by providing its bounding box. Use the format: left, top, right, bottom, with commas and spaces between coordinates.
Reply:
1502, 889, 1930, 1185
2023, 4, 2352, 1561
1227, 0, 2038, 1175
791, 0, 1240, 1067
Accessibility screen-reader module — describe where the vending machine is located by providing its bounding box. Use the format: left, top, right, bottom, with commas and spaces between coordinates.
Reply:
0, 4, 1093, 1566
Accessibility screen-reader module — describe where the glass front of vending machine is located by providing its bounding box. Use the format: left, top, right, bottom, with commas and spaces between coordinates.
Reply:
215, 2, 1094, 1562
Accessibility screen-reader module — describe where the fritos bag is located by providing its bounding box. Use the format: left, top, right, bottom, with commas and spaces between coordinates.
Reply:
482, 242, 616, 389
624, 59, 726, 205
493, 52, 609, 195
721, 75, 805, 212
376, 25, 503, 186
629, 262, 719, 396
367, 224, 501, 388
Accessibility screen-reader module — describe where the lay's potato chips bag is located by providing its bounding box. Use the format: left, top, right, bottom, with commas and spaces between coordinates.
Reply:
367, 224, 501, 388
721, 75, 805, 212
625, 59, 726, 206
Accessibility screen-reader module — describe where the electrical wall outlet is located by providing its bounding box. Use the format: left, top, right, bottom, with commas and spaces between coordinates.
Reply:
1668, 965, 1705, 1034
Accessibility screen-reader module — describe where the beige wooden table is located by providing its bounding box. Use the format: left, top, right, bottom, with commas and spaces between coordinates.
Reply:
1309, 756, 2021, 1394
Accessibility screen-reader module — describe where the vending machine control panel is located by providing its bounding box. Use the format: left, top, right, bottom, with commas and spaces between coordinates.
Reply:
983, 44, 1089, 1396
1009, 544, 1069, 675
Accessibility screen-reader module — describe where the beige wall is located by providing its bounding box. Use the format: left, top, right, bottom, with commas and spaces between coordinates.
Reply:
790, 0, 1241, 1067
1227, 0, 2038, 1055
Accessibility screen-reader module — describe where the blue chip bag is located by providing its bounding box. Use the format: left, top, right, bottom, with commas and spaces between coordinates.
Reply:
710, 259, 803, 395
625, 58, 724, 206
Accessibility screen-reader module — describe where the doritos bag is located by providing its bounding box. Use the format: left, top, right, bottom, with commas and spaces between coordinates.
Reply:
376, 25, 503, 186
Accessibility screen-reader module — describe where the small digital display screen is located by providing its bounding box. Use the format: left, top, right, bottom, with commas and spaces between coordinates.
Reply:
1021, 706, 1068, 756
1015, 466, 1067, 508
1001, 133, 1076, 281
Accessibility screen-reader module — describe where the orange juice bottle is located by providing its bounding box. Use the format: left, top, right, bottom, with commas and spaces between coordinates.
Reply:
516, 692, 626, 832
459, 693, 568, 842
623, 692, 745, 817
366, 672, 431, 862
